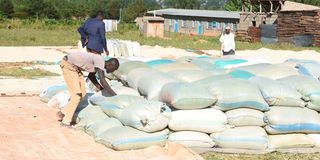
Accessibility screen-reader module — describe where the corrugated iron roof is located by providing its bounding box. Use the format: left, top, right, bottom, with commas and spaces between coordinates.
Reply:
147, 8, 240, 19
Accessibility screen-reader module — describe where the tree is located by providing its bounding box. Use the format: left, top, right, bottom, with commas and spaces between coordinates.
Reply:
71, 0, 91, 19
12, 1, 29, 18
107, 0, 121, 19
164, 0, 202, 9
89, 0, 109, 18
44, 1, 61, 19
224, 0, 243, 11
201, 0, 226, 10
144, 0, 162, 10
0, 0, 14, 18
122, 0, 146, 22
26, 0, 60, 18
5, 0, 320, 20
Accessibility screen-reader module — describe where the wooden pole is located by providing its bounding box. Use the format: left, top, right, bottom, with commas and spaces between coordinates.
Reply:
259, 0, 262, 13
242, 0, 244, 12
280, 0, 284, 10
241, 0, 243, 12
275, 5, 280, 12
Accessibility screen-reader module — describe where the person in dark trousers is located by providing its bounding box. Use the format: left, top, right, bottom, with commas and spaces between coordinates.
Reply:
78, 11, 109, 55
57, 52, 119, 127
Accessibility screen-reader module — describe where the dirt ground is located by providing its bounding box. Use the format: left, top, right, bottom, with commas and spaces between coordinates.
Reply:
0, 96, 203, 160
0, 47, 69, 62
0, 77, 64, 95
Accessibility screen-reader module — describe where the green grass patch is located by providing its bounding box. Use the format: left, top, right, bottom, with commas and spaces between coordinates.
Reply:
202, 152, 320, 160
0, 67, 59, 79
0, 21, 319, 52
0, 19, 84, 30
109, 29, 320, 52
0, 29, 79, 46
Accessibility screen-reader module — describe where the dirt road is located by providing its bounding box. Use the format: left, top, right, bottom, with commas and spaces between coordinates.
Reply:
0, 96, 202, 160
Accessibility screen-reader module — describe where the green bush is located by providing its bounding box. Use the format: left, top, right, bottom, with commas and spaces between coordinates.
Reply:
0, 18, 84, 30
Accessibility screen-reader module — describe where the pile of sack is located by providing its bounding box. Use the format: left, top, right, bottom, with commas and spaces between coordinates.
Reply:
40, 55, 320, 151
78, 39, 140, 57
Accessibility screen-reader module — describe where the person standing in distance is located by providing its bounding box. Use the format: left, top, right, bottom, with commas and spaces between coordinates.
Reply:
219, 26, 236, 56
78, 11, 109, 55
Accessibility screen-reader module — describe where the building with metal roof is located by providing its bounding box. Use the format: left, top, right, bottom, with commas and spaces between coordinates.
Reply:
145, 8, 240, 37
147, 8, 240, 19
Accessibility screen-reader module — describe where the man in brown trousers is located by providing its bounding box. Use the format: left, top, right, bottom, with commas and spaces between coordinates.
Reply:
57, 52, 119, 127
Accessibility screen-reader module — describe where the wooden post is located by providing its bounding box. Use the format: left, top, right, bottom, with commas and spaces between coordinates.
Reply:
259, 0, 262, 13
274, 5, 280, 12
242, 0, 244, 12
279, 0, 284, 10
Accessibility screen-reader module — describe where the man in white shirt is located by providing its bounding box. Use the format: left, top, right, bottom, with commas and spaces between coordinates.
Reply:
219, 26, 235, 56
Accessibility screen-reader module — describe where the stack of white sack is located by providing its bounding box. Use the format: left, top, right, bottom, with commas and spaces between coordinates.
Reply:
235, 63, 299, 79
278, 75, 320, 111
107, 39, 141, 57
137, 72, 180, 101
160, 82, 217, 110
85, 95, 172, 150
249, 77, 306, 107
206, 78, 270, 150
168, 108, 227, 148
113, 61, 150, 82
211, 126, 269, 150
265, 107, 320, 149
44, 79, 139, 109
75, 100, 169, 151
297, 62, 320, 80
207, 78, 270, 111
40, 56, 320, 152
78, 40, 140, 57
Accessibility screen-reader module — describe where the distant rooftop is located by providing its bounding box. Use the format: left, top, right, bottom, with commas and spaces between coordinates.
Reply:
245, 0, 285, 4
147, 8, 240, 19
281, 1, 320, 11
143, 16, 164, 22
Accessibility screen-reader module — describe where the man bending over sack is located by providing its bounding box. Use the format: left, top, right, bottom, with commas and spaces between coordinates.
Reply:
57, 52, 119, 127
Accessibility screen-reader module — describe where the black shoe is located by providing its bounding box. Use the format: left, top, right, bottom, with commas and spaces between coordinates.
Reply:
60, 122, 73, 129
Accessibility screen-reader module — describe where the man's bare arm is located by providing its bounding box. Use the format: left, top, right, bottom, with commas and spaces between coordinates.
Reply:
88, 72, 103, 90
96, 68, 117, 96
